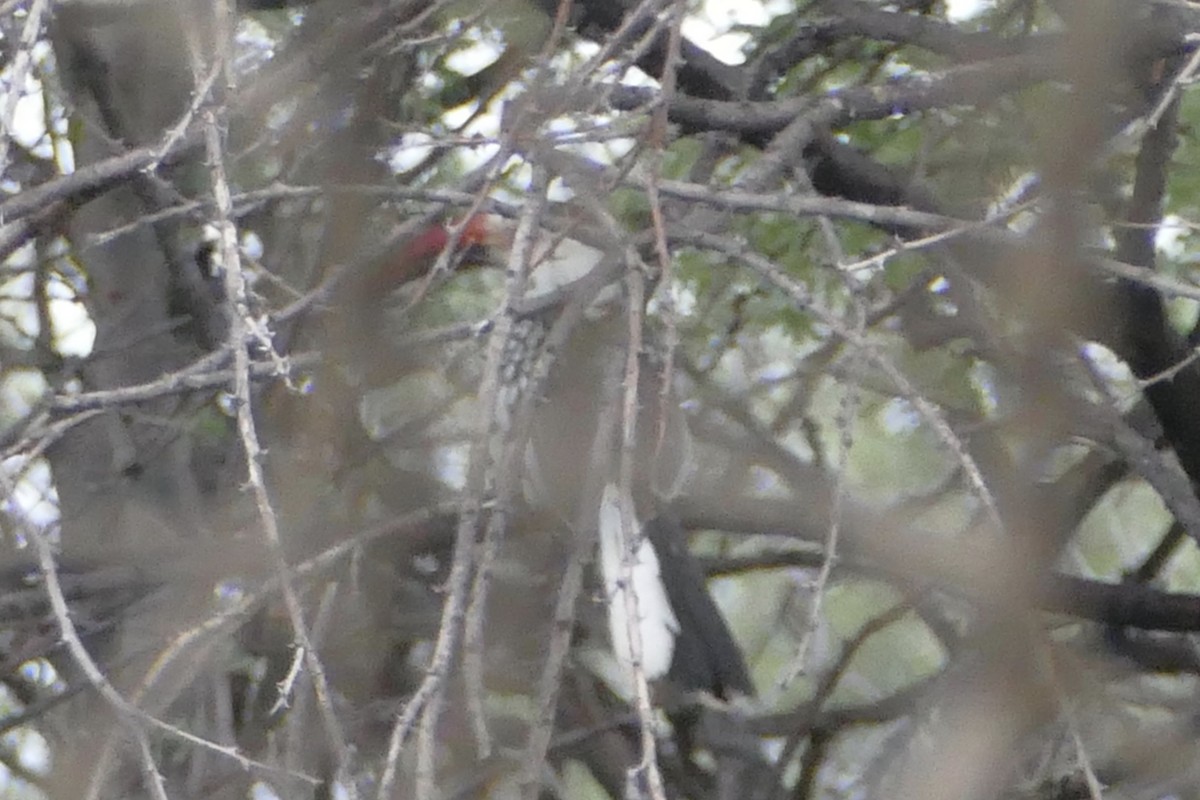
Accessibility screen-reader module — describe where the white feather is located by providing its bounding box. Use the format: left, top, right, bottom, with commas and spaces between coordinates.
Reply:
598, 483, 679, 679
524, 235, 606, 299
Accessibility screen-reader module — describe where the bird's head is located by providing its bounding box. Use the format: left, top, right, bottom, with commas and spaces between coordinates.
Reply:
357, 214, 508, 300
402, 214, 509, 264
376, 213, 615, 310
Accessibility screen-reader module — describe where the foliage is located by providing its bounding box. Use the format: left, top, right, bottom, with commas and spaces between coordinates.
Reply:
2, 1, 1200, 799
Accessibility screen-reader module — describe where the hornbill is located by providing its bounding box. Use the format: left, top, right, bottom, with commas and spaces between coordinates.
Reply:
397, 214, 754, 700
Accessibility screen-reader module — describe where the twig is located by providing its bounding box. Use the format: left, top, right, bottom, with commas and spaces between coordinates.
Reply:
0, 444, 311, 790
461, 172, 549, 759
121, 509, 456, 790
683, 228, 1006, 536
285, 581, 342, 776
519, 330, 629, 800
615, 267, 670, 800
778, 156, 864, 688
149, 56, 222, 172
0, 0, 49, 178
375, 174, 521, 800
19, 519, 170, 800
197, 0, 349, 777
778, 344, 860, 689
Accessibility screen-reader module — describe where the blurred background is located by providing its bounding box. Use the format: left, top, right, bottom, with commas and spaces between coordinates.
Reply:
3, 0, 1200, 798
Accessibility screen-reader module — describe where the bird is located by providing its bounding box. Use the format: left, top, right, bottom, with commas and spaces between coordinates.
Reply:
351, 213, 499, 303
398, 213, 753, 699
524, 298, 691, 684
